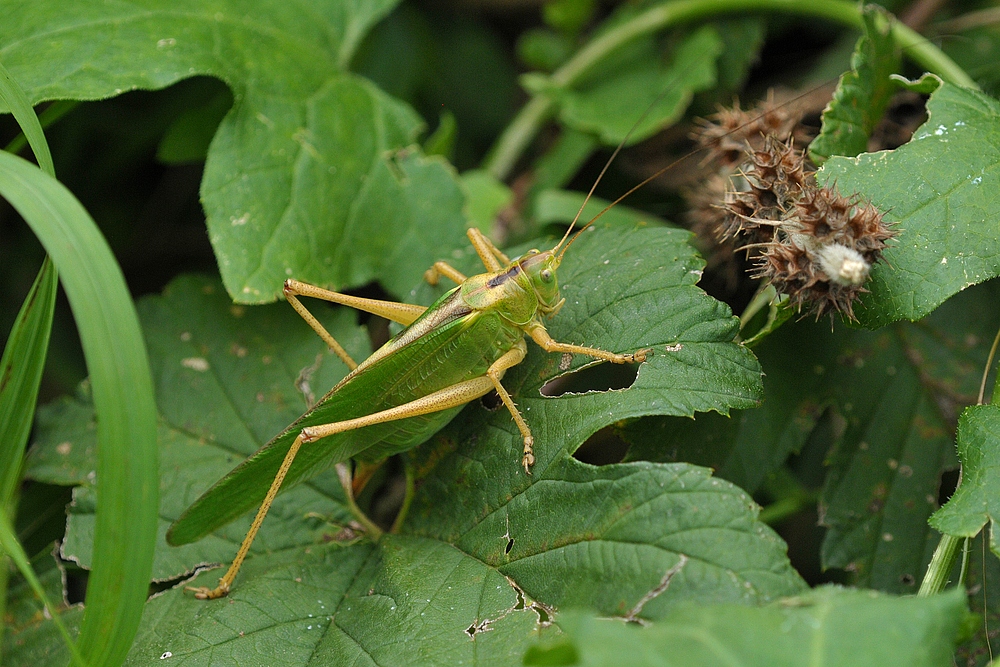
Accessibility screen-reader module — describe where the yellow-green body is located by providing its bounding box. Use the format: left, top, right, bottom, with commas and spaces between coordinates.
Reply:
168, 246, 563, 546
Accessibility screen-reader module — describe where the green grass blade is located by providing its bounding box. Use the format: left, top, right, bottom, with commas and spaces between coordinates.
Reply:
0, 259, 57, 665
0, 151, 158, 667
4, 100, 78, 157
0, 257, 56, 506
0, 511, 86, 667
0, 56, 60, 665
0, 59, 54, 176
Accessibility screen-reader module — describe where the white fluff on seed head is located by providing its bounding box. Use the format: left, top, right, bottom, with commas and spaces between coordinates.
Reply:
816, 243, 870, 286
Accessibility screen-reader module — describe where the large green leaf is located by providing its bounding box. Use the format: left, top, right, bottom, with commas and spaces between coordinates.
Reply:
818, 281, 997, 590
523, 587, 968, 667
817, 325, 955, 592
165, 221, 766, 544
620, 279, 1000, 592
819, 82, 1000, 328
0, 0, 471, 303
620, 319, 833, 496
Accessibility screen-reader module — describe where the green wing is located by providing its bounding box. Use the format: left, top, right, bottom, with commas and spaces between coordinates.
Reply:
167, 290, 522, 545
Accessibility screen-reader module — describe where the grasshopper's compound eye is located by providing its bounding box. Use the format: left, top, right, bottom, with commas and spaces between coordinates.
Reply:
540, 269, 553, 283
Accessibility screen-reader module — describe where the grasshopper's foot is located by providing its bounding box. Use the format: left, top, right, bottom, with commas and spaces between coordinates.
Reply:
423, 267, 440, 286
522, 436, 535, 474
186, 581, 229, 600
629, 348, 653, 363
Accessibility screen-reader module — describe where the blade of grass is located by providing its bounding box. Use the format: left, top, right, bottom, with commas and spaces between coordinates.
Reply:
0, 510, 86, 667
0, 59, 54, 176
0, 256, 57, 665
0, 56, 62, 665
4, 100, 78, 157
0, 150, 158, 667
0, 256, 56, 508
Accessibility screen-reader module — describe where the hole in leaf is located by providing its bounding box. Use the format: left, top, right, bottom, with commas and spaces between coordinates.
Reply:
531, 603, 551, 624
480, 389, 502, 411
572, 426, 629, 466
505, 537, 514, 554
513, 585, 526, 611
900, 573, 915, 587
359, 456, 407, 531
465, 620, 489, 637
937, 468, 960, 506
540, 361, 639, 397
64, 564, 89, 605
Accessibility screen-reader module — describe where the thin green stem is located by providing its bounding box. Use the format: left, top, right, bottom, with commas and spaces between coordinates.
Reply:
888, 21, 976, 89
758, 466, 818, 526
335, 463, 384, 540
918, 532, 963, 596
758, 496, 810, 526
390, 458, 416, 534
484, 0, 976, 180
957, 536, 971, 586
739, 283, 778, 332
981, 322, 1000, 405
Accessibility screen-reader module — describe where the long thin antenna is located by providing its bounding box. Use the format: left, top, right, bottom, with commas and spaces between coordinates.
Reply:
553, 75, 679, 255
556, 82, 836, 263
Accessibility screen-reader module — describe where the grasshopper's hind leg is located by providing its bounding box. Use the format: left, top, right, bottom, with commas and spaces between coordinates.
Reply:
188, 361, 523, 600
284, 279, 428, 369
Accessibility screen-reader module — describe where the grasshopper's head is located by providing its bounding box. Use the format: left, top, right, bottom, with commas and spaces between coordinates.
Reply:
517, 248, 564, 316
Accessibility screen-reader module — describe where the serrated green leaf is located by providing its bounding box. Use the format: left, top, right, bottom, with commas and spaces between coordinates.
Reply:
524, 587, 968, 667
819, 82, 1000, 328
621, 276, 1000, 593
26, 274, 367, 581
552, 26, 722, 145
929, 404, 1000, 538
165, 222, 765, 546
0, 0, 473, 303
621, 318, 831, 496
409, 455, 805, 617
809, 6, 900, 163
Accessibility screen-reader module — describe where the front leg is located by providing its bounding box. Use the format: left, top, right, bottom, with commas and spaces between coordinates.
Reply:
526, 322, 651, 364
